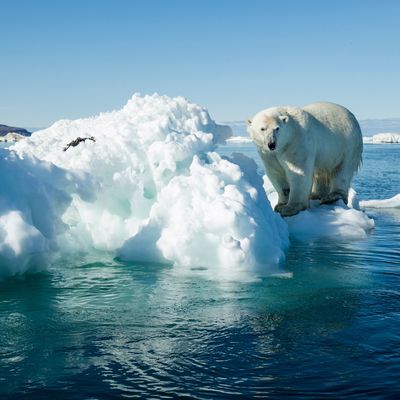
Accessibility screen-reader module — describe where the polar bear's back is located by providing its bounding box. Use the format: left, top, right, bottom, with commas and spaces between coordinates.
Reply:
303, 102, 361, 137
302, 102, 363, 171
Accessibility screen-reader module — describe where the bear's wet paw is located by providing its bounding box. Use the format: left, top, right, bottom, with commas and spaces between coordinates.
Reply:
278, 204, 306, 217
274, 202, 288, 212
320, 192, 347, 205
310, 193, 321, 200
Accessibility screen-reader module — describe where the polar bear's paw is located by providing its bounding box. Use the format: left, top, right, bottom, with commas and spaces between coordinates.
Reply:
274, 202, 288, 213
320, 192, 348, 205
278, 203, 307, 217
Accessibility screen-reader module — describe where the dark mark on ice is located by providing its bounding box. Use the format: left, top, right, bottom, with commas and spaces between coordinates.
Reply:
63, 136, 96, 152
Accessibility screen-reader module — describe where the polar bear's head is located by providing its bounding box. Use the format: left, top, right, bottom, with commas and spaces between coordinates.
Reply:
247, 108, 290, 153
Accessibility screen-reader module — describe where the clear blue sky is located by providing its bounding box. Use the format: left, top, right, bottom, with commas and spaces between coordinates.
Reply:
1, 0, 399, 127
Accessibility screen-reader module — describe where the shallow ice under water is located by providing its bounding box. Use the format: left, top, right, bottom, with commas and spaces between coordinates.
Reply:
0, 94, 386, 279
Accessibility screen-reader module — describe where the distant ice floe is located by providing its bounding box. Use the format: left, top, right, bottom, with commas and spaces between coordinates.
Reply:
228, 133, 400, 145
363, 133, 400, 144
360, 194, 400, 209
226, 136, 252, 144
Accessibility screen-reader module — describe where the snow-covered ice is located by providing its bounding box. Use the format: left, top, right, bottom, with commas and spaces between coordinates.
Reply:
264, 179, 374, 241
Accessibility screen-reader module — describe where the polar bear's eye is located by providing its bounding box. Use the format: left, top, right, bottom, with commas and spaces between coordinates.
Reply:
275, 126, 280, 131
260, 127, 266, 131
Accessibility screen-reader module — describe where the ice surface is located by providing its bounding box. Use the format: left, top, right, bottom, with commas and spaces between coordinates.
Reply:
264, 178, 374, 241
284, 201, 374, 241
3, 94, 288, 279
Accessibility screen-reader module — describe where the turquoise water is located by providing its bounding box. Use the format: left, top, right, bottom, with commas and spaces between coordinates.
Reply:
1, 144, 400, 399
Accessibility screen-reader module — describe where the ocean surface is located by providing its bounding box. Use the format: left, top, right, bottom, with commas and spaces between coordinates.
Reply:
1, 143, 400, 399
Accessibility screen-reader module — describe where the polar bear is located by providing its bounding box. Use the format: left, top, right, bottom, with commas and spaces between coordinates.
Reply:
247, 102, 363, 217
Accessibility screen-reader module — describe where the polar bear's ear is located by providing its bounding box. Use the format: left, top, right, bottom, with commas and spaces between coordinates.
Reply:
279, 115, 289, 124
246, 118, 252, 126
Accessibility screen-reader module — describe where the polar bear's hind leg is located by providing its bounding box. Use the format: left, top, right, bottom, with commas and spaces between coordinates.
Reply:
311, 172, 330, 201
279, 168, 313, 216
320, 162, 352, 205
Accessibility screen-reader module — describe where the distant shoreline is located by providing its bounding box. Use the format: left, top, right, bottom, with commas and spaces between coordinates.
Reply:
226, 134, 400, 145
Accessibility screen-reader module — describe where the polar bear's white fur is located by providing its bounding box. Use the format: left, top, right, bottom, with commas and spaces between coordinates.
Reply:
247, 102, 363, 217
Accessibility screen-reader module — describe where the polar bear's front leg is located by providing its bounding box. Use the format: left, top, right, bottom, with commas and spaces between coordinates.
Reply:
279, 161, 313, 217
320, 162, 352, 205
274, 187, 290, 213
267, 174, 290, 212
260, 151, 290, 211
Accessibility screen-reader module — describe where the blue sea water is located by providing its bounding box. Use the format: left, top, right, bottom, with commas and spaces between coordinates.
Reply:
1, 143, 399, 399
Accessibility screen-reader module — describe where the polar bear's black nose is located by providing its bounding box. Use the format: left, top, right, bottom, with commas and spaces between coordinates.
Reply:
268, 141, 276, 151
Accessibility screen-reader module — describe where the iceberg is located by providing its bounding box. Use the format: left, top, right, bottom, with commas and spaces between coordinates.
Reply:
2, 94, 288, 279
